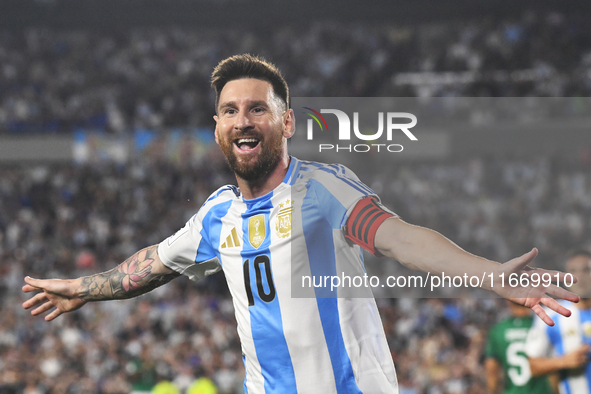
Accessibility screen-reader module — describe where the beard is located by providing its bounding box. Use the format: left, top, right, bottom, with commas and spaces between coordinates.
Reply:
218, 130, 284, 182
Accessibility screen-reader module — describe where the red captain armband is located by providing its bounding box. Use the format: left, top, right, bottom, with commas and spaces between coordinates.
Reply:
344, 196, 398, 257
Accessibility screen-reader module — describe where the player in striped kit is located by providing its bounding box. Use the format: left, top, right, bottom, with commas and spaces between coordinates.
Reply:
526, 251, 591, 394
23, 54, 578, 393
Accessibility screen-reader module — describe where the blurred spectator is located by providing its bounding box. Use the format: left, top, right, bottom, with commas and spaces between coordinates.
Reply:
2, 8, 591, 394
1, 11, 591, 134
1, 153, 590, 392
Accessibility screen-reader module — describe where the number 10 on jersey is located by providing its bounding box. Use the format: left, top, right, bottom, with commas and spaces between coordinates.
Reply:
243, 255, 276, 306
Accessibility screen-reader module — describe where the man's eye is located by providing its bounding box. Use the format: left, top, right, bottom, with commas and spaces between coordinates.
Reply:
252, 107, 265, 114
224, 108, 236, 115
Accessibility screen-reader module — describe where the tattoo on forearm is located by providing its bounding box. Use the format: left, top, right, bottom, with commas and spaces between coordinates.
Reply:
79, 246, 180, 301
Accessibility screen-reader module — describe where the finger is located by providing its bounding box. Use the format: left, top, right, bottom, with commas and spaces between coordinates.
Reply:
45, 308, 63, 321
22, 292, 49, 309
531, 303, 555, 326
544, 284, 579, 303
22, 284, 42, 293
529, 268, 578, 284
540, 297, 572, 318
24, 276, 43, 288
515, 248, 539, 269
32, 301, 56, 316
506, 248, 539, 271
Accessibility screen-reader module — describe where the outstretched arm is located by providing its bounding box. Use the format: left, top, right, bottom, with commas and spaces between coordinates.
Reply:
374, 217, 578, 325
529, 345, 589, 376
22, 245, 180, 321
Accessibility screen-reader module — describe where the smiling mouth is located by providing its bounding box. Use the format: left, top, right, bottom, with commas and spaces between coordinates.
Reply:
234, 137, 261, 152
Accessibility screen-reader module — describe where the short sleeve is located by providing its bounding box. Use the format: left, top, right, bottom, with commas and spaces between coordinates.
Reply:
158, 212, 221, 281
302, 163, 397, 256
305, 163, 384, 228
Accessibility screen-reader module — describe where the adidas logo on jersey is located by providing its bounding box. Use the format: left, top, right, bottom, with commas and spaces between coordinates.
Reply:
221, 227, 241, 248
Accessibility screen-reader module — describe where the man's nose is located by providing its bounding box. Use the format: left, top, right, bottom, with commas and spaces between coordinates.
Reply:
234, 111, 253, 131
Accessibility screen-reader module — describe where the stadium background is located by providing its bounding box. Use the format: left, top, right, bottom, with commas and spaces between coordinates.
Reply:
1, 0, 591, 392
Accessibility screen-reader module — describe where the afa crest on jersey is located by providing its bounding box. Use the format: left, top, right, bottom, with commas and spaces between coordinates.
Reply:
275, 199, 292, 239
249, 214, 265, 249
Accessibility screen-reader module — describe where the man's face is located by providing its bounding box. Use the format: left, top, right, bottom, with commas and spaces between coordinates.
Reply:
566, 255, 591, 298
214, 78, 292, 182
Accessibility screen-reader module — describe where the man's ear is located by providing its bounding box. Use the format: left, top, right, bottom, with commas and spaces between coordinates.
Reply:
213, 115, 220, 145
283, 109, 295, 139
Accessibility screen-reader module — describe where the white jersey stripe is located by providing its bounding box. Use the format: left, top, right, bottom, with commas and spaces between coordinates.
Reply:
271, 190, 339, 394
301, 185, 363, 393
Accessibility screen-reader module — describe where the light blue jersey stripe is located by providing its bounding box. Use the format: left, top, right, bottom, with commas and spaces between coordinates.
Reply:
549, 318, 573, 394
206, 185, 238, 202
241, 197, 297, 393
198, 200, 232, 267
560, 379, 573, 394
302, 182, 362, 394
547, 319, 564, 356
290, 159, 303, 186
579, 310, 591, 393
283, 157, 295, 185
242, 355, 249, 394
328, 164, 375, 195
299, 160, 323, 168
318, 166, 374, 196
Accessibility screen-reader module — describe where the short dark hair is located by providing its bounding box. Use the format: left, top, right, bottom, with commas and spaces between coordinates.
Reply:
211, 54, 289, 112
567, 249, 591, 260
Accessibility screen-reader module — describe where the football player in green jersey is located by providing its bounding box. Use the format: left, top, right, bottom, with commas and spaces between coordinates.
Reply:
485, 301, 553, 394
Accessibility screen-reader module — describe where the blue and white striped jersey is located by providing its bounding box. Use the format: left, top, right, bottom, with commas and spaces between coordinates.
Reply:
525, 302, 591, 394
158, 157, 398, 393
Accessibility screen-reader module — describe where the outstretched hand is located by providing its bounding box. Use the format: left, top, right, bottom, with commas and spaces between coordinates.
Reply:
496, 248, 579, 326
22, 276, 86, 321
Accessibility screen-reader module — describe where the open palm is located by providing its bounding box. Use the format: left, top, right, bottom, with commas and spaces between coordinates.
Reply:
495, 248, 579, 326
22, 277, 87, 321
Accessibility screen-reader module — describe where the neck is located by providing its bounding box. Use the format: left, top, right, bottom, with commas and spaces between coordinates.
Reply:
237, 155, 291, 199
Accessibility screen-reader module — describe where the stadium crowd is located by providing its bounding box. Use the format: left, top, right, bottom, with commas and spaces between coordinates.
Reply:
1, 11, 591, 134
1, 153, 590, 393
1, 7, 591, 394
